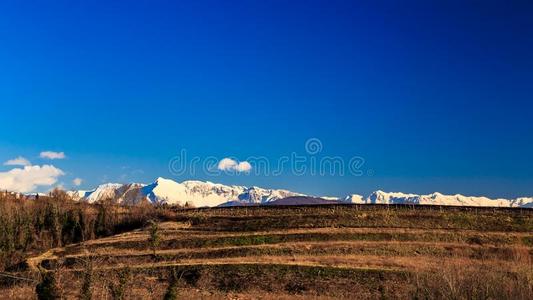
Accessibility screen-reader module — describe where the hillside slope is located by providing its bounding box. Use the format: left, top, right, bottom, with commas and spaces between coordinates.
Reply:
19, 205, 533, 300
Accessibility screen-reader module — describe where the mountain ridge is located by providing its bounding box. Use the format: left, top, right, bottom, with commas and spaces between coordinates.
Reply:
66, 178, 533, 208
67, 177, 303, 207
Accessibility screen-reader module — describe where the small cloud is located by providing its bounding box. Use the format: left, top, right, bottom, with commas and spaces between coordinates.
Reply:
40, 151, 66, 160
218, 158, 237, 171
235, 161, 252, 172
73, 178, 83, 186
4, 156, 31, 167
0, 165, 65, 193
217, 158, 252, 173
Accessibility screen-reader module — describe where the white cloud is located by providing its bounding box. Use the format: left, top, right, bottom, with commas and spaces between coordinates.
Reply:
4, 156, 31, 167
73, 178, 83, 186
235, 161, 252, 172
218, 158, 238, 171
40, 151, 66, 160
0, 165, 65, 193
217, 158, 252, 173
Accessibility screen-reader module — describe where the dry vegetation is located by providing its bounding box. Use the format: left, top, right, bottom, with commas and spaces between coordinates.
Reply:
0, 193, 532, 299
0, 190, 164, 272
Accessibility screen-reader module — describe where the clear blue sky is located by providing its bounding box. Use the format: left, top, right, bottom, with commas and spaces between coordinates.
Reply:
1, 0, 532, 198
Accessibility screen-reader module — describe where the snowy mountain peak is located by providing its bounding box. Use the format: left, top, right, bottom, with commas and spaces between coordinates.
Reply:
429, 192, 445, 198
344, 191, 533, 208
155, 177, 173, 184
69, 178, 301, 207
342, 194, 364, 203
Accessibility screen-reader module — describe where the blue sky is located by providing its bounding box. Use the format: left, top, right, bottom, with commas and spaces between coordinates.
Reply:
1, 0, 532, 198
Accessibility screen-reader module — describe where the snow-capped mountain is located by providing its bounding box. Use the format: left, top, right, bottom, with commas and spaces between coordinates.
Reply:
513, 198, 533, 208
67, 178, 533, 208
341, 194, 364, 203
342, 191, 533, 208
68, 177, 302, 207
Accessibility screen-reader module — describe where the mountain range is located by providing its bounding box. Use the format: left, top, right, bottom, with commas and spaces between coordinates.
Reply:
67, 177, 302, 207
65, 177, 533, 208
351, 191, 533, 208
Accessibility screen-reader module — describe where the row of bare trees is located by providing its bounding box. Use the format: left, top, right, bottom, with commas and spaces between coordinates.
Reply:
0, 189, 158, 271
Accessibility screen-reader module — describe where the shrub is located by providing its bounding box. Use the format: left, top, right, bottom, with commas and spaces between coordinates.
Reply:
108, 268, 131, 300
80, 259, 94, 300
35, 272, 60, 300
163, 268, 182, 300
148, 220, 160, 257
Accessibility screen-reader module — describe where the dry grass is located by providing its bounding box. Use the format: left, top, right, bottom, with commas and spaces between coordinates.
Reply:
411, 263, 533, 299
1, 205, 531, 299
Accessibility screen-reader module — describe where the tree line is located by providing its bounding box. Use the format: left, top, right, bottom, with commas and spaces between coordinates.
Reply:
0, 189, 160, 271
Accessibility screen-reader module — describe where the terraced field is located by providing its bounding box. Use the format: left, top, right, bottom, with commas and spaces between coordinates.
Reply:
3, 205, 533, 299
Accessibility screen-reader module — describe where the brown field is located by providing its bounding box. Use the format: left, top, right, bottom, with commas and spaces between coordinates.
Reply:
0, 199, 532, 299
